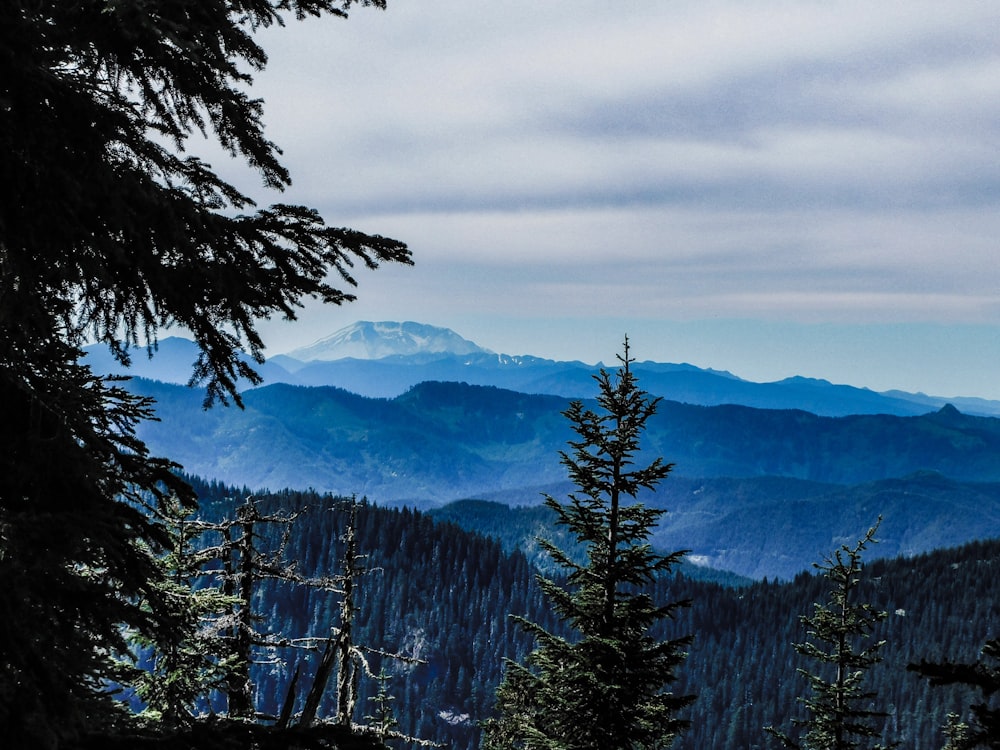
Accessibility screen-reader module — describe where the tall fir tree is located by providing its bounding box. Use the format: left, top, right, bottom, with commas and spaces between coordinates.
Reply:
767, 519, 894, 750
483, 339, 694, 750
1, 1, 409, 745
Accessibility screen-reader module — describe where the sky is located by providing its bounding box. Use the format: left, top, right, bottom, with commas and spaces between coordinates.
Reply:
212, 1, 1000, 399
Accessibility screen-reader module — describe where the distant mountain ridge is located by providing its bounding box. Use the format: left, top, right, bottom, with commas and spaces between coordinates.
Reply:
77, 323, 1000, 580
131, 377, 1000, 504
83, 321, 1000, 417
128, 377, 1000, 579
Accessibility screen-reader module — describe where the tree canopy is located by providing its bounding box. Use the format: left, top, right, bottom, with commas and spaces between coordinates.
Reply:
2, 0, 409, 403
910, 638, 1000, 749
767, 520, 894, 750
0, 1, 409, 746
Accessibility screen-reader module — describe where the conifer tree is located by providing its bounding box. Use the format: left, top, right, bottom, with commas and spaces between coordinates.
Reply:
767, 519, 894, 750
1, 1, 408, 743
365, 669, 400, 741
121, 496, 237, 727
941, 713, 972, 750
909, 638, 1000, 749
483, 339, 694, 750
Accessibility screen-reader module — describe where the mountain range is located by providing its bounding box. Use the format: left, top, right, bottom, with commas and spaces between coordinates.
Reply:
84, 320, 1000, 417
127, 376, 1000, 579
83, 321, 1000, 579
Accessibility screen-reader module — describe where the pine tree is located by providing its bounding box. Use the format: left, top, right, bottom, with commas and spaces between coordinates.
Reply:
1, 1, 408, 743
909, 638, 1000, 749
767, 519, 894, 750
121, 496, 237, 726
364, 669, 400, 741
941, 713, 971, 750
483, 339, 694, 750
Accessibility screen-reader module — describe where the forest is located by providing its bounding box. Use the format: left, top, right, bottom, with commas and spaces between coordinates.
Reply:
139, 476, 999, 750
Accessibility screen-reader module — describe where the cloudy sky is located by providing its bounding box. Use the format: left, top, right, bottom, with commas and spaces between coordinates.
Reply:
225, 1, 1000, 399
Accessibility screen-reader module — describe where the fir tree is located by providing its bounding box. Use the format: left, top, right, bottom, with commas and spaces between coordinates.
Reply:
767, 519, 894, 750
121, 497, 237, 726
941, 713, 972, 750
364, 669, 400, 741
1, 0, 408, 743
909, 638, 1000, 749
483, 339, 694, 750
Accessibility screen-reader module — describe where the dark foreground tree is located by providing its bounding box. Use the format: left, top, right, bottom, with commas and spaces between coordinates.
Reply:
0, 1, 409, 746
767, 519, 894, 750
909, 638, 1000, 749
483, 339, 694, 750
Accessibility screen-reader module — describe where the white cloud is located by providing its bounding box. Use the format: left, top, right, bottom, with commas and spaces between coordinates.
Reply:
227, 1, 1000, 397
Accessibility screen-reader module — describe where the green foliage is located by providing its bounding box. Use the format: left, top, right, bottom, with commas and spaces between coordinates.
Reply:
941, 713, 972, 750
767, 520, 894, 750
365, 669, 401, 740
121, 497, 238, 726
484, 341, 694, 750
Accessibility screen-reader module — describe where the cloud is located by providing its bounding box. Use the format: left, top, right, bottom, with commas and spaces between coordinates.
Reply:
239, 0, 1000, 220
222, 1, 1000, 396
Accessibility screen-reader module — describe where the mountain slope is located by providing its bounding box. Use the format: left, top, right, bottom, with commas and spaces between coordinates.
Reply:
130, 379, 1000, 578
132, 379, 1000, 501
431, 472, 1000, 580
191, 481, 1000, 750
286, 320, 488, 361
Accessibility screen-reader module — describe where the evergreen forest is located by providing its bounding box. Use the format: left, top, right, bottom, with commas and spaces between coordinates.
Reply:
178, 477, 998, 750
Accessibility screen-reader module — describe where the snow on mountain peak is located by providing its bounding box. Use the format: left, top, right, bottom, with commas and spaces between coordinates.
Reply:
286, 321, 491, 361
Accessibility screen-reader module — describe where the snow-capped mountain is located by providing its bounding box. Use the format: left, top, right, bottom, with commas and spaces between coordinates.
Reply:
285, 321, 490, 361
80, 321, 1000, 417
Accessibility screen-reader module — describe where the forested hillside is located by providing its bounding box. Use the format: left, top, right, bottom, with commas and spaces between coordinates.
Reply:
131, 380, 1000, 502
188, 479, 999, 750
431, 470, 1000, 580
126, 376, 1000, 579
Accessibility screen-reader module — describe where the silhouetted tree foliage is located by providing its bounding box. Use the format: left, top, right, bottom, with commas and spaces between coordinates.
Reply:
0, 0, 408, 745
910, 638, 1000, 749
483, 341, 694, 750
